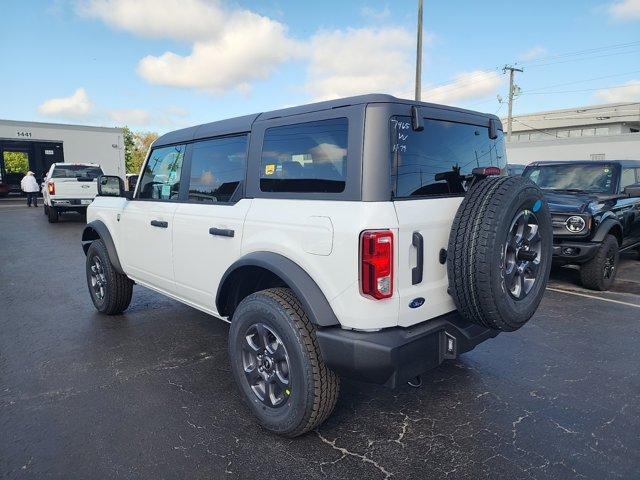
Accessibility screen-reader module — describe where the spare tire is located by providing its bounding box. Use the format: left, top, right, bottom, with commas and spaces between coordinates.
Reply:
447, 176, 552, 331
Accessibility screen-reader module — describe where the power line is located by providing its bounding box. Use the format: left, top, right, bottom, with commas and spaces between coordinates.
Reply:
517, 40, 640, 65
522, 70, 640, 93
520, 82, 640, 95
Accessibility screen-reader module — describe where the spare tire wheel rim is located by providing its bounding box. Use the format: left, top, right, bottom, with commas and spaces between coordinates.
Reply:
241, 323, 291, 408
503, 209, 542, 299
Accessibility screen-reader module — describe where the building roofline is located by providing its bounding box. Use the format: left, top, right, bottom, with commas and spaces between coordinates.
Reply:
506, 101, 640, 119
0, 119, 123, 134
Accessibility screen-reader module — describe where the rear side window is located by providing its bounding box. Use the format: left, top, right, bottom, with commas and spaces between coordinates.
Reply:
188, 135, 247, 203
52, 165, 103, 179
260, 118, 348, 193
137, 144, 186, 200
390, 117, 506, 198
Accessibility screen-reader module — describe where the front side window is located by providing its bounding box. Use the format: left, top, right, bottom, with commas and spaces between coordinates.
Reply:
390, 117, 506, 198
260, 118, 348, 193
523, 164, 616, 194
188, 135, 247, 203
137, 144, 185, 200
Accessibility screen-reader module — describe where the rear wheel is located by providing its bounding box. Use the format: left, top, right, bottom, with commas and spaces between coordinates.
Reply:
447, 176, 553, 331
228, 288, 339, 437
47, 205, 59, 223
85, 240, 133, 314
580, 235, 619, 291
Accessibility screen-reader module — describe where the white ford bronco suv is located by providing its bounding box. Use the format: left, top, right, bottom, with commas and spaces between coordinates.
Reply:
82, 94, 552, 437
43, 162, 104, 223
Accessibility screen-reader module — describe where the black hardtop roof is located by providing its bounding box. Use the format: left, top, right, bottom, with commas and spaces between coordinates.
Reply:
154, 94, 502, 147
526, 160, 640, 168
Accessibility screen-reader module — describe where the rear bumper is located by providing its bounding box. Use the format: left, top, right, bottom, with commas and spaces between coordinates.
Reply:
51, 198, 93, 208
316, 311, 499, 388
552, 241, 600, 263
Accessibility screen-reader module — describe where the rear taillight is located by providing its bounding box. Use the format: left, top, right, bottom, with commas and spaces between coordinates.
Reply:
360, 230, 394, 300
48, 182, 55, 195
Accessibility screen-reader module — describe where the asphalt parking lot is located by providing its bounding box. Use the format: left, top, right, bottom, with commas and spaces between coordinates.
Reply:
1, 201, 639, 480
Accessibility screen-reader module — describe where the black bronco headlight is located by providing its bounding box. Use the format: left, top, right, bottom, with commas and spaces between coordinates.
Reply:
565, 215, 587, 233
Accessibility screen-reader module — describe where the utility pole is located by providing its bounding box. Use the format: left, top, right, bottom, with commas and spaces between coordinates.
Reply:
415, 0, 423, 101
503, 65, 523, 142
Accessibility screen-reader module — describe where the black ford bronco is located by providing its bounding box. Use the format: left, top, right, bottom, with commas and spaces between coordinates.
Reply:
523, 160, 640, 290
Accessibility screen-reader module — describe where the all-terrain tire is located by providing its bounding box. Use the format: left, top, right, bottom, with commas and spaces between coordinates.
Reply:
47, 205, 59, 223
85, 239, 133, 314
228, 287, 340, 437
447, 176, 553, 331
580, 234, 619, 291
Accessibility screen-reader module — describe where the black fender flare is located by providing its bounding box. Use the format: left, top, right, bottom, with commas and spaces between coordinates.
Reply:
216, 252, 340, 327
82, 220, 125, 274
592, 217, 623, 244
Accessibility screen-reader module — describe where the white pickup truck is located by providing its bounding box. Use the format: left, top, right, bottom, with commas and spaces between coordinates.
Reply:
43, 163, 104, 223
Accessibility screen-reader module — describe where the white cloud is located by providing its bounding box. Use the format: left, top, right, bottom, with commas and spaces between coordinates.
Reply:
77, 0, 224, 41
419, 70, 503, 104
107, 107, 191, 127
138, 12, 300, 92
607, 0, 640, 21
305, 27, 414, 101
37, 88, 93, 119
595, 80, 640, 102
520, 45, 546, 61
79, 0, 301, 92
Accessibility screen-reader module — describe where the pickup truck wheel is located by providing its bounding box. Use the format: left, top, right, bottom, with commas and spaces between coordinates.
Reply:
447, 176, 553, 332
85, 240, 133, 314
580, 234, 619, 291
228, 288, 340, 437
47, 206, 59, 223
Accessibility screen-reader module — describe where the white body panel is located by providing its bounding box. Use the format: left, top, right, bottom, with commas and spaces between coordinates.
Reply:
241, 199, 401, 330
173, 199, 252, 311
393, 197, 461, 327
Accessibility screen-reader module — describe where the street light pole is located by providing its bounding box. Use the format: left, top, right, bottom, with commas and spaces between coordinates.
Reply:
415, 0, 423, 101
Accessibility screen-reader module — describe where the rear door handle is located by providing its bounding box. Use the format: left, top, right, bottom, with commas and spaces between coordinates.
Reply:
412, 231, 424, 285
209, 227, 235, 238
150, 220, 168, 228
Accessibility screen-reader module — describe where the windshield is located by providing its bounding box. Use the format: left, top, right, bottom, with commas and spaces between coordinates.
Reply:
52, 165, 103, 179
523, 164, 616, 194
390, 117, 506, 198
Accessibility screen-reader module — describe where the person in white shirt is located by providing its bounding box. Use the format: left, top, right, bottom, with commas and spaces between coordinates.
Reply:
20, 171, 40, 207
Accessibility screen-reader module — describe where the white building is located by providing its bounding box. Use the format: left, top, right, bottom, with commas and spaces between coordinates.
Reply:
0, 119, 125, 193
504, 102, 640, 165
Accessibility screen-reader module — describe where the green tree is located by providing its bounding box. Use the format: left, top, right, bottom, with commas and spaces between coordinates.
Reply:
121, 126, 159, 174
3, 151, 29, 173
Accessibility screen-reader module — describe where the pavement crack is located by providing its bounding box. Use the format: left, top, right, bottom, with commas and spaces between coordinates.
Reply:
316, 430, 394, 479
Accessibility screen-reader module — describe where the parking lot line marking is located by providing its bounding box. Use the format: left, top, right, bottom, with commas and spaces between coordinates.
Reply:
546, 287, 640, 309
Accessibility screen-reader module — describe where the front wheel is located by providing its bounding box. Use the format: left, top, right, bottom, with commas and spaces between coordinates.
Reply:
228, 288, 340, 437
580, 235, 619, 291
85, 240, 133, 314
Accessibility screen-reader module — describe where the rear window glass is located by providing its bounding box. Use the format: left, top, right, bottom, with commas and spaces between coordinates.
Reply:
260, 118, 348, 193
390, 117, 506, 198
52, 165, 103, 179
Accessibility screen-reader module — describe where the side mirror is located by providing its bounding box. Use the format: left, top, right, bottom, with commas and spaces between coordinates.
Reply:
623, 184, 640, 197
97, 175, 125, 197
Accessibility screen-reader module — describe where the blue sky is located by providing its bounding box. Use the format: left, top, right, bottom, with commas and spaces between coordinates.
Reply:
1, 0, 639, 133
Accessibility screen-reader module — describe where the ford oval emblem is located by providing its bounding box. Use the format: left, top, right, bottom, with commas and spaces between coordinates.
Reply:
409, 297, 425, 309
